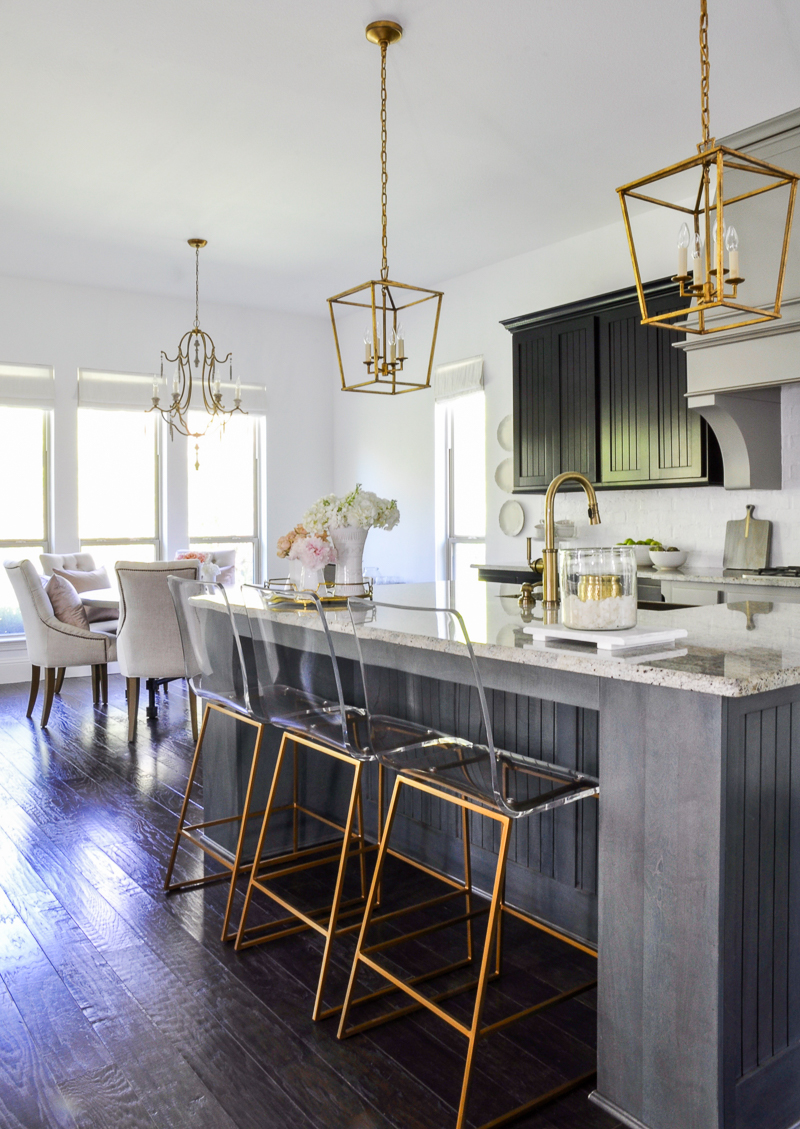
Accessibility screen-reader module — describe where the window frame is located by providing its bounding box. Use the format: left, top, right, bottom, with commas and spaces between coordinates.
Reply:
438, 392, 486, 583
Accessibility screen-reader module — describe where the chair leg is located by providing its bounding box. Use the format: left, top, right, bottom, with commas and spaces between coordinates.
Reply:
26, 666, 40, 718
127, 678, 140, 742
41, 668, 57, 727
91, 665, 100, 705
164, 702, 211, 891
455, 818, 512, 1129
235, 732, 293, 951
54, 668, 66, 694
100, 664, 108, 704
312, 760, 364, 1021
188, 686, 198, 743
220, 720, 267, 943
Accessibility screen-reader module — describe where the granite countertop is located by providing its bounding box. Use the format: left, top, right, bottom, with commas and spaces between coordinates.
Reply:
480, 562, 800, 588
236, 582, 800, 699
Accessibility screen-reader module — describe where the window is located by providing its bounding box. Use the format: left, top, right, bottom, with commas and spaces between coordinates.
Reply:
187, 412, 262, 586
0, 406, 50, 634
436, 390, 486, 638
78, 408, 160, 574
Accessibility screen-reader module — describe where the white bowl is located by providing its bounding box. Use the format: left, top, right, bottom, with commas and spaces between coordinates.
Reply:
649, 549, 687, 571
631, 544, 654, 567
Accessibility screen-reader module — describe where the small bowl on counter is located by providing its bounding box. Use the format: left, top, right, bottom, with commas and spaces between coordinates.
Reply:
631, 544, 655, 568
648, 549, 687, 571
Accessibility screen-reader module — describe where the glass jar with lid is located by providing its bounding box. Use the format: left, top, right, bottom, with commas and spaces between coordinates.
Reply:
559, 546, 637, 631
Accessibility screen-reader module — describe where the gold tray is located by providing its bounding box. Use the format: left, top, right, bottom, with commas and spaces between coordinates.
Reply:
265, 577, 374, 608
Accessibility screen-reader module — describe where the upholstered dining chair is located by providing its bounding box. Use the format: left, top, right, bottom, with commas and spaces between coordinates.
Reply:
114, 560, 200, 743
4, 559, 117, 726
39, 551, 118, 691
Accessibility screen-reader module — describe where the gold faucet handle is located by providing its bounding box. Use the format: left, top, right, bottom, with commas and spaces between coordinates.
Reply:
588, 501, 601, 524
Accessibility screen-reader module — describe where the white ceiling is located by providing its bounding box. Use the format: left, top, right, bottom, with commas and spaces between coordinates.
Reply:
1, 0, 799, 314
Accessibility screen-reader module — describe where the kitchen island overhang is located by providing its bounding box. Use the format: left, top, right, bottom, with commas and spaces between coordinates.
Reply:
201, 584, 800, 1129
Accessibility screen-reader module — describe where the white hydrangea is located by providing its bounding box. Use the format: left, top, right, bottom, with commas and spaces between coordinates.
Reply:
302, 484, 400, 533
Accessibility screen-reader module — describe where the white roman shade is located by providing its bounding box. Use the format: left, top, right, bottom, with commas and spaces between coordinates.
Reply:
433, 355, 484, 401
0, 363, 55, 408
79, 369, 268, 414
79, 369, 158, 411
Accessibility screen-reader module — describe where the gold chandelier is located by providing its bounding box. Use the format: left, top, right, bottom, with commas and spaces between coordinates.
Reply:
149, 239, 246, 436
617, 0, 798, 335
327, 21, 443, 394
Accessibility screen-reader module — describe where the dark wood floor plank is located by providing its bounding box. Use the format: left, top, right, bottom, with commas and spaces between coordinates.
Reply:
0, 820, 241, 1129
0, 977, 80, 1129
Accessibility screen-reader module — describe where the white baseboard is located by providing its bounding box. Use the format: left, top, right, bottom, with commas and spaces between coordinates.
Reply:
0, 640, 120, 686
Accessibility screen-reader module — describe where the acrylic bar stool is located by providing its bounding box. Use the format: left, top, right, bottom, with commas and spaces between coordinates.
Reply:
165, 577, 268, 943
338, 597, 601, 1129
233, 585, 383, 1021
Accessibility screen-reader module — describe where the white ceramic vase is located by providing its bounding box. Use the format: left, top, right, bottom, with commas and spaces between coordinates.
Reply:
331, 526, 369, 596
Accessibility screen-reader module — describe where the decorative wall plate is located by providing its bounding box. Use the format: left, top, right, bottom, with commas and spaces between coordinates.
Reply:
494, 458, 513, 492
497, 414, 513, 451
499, 500, 525, 536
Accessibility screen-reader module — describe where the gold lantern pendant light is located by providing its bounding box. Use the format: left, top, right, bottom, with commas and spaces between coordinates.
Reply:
149, 239, 247, 443
328, 21, 443, 393
617, 0, 798, 335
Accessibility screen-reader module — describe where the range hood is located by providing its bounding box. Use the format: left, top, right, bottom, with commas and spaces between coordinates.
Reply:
678, 108, 800, 489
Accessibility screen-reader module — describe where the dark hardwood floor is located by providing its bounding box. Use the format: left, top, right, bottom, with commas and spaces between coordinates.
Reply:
0, 673, 621, 1129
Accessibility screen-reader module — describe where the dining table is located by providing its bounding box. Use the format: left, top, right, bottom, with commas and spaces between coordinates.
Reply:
79, 588, 120, 610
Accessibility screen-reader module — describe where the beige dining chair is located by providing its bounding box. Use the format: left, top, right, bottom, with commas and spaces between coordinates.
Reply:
40, 552, 117, 690
115, 560, 200, 742
4, 559, 117, 726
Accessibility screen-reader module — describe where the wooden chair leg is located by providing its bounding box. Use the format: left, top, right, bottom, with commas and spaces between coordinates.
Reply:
26, 666, 40, 718
41, 668, 57, 727
91, 665, 100, 705
127, 678, 140, 743
54, 668, 66, 694
188, 686, 198, 743
100, 664, 108, 704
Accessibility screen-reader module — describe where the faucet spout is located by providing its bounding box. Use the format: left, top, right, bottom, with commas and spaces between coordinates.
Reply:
541, 472, 601, 622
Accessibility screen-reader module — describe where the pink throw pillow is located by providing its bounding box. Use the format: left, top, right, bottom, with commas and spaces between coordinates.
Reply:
46, 574, 90, 631
52, 565, 116, 623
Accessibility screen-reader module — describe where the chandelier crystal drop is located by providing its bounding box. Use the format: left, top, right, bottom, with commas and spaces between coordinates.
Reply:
148, 239, 246, 437
617, 0, 798, 335
327, 21, 443, 394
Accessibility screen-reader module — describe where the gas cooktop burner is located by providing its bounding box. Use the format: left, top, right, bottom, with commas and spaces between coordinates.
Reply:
744, 566, 800, 577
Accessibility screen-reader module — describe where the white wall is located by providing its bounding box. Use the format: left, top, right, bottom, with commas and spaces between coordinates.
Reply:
331, 206, 800, 579
0, 273, 336, 567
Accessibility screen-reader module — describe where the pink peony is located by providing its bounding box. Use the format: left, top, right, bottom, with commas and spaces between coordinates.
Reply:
276, 535, 293, 558
288, 535, 337, 570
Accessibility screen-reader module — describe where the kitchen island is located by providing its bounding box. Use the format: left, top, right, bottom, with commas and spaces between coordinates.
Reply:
205, 583, 800, 1129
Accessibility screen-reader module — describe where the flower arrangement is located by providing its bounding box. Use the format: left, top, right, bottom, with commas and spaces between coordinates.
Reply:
302, 484, 400, 534
276, 524, 336, 570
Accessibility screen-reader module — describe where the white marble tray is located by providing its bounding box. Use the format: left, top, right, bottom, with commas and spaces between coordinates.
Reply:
524, 623, 688, 649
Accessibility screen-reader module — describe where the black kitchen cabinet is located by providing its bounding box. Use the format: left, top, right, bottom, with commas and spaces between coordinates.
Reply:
503, 279, 722, 492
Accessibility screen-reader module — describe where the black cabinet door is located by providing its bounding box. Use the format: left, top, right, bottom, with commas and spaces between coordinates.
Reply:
513, 316, 596, 491
598, 306, 650, 484
513, 324, 555, 490
646, 300, 705, 481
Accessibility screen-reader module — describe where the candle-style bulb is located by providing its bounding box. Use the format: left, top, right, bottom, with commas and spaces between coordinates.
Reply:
726, 226, 740, 279
397, 323, 405, 359
363, 327, 372, 362
692, 232, 704, 287
389, 327, 397, 363
677, 222, 690, 276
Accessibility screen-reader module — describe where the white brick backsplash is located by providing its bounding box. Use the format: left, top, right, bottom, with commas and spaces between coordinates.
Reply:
487, 383, 800, 570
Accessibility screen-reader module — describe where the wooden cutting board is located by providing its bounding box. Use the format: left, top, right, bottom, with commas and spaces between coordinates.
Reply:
723, 505, 772, 571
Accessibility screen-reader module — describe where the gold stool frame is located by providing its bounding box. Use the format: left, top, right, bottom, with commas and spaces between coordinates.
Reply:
339, 773, 599, 1129
164, 700, 268, 943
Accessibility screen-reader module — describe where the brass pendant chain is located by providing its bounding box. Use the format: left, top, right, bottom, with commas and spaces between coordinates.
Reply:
380, 38, 389, 282
699, 0, 711, 148
194, 243, 200, 329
